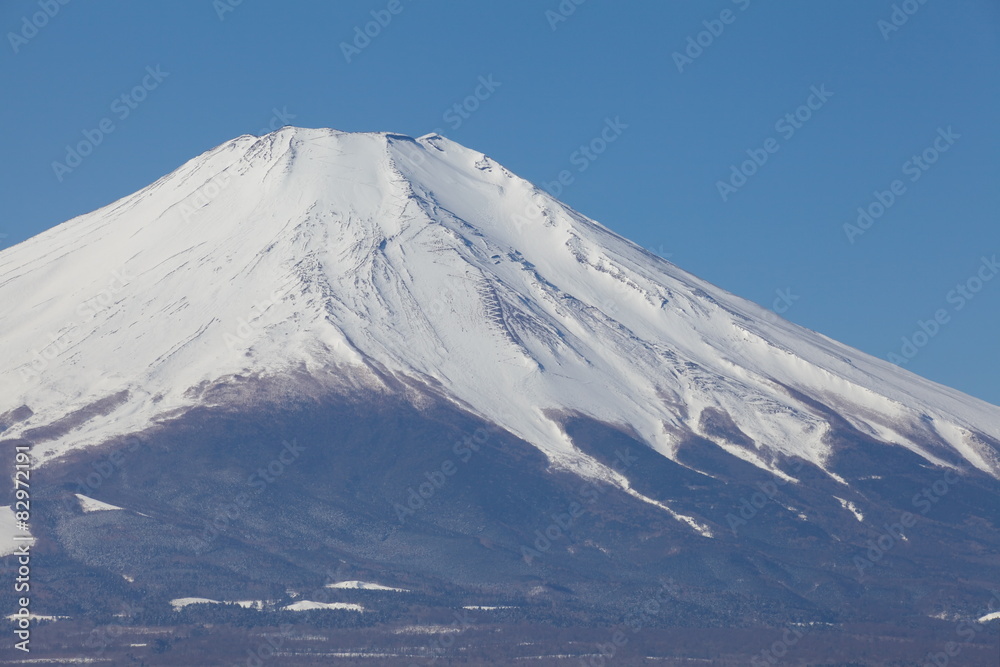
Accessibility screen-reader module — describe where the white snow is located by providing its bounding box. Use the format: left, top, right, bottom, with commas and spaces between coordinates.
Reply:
978, 611, 1000, 623
393, 625, 462, 634
1, 126, 998, 488
463, 605, 515, 610
283, 600, 365, 612
827, 472, 850, 486
624, 488, 715, 538
75, 494, 123, 513
834, 497, 865, 523
325, 580, 409, 592
0, 505, 34, 556
170, 597, 219, 610
4, 613, 67, 621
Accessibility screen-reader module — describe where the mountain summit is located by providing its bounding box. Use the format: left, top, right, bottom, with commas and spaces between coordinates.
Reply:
2, 129, 1000, 657
4, 127, 998, 479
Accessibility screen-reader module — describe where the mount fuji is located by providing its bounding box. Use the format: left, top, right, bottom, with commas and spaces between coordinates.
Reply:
2, 127, 999, 663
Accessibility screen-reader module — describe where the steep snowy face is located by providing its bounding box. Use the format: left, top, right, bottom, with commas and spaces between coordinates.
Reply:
2, 127, 998, 477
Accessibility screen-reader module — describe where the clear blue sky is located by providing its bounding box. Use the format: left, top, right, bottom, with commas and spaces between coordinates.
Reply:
2, 1, 998, 405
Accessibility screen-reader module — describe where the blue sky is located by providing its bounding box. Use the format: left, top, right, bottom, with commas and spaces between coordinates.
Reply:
2, 1, 998, 404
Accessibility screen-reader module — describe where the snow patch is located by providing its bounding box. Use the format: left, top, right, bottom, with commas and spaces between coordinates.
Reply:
834, 497, 865, 522
0, 506, 34, 556
283, 601, 365, 612
4, 613, 68, 622
325, 580, 408, 592
463, 605, 515, 610
393, 625, 463, 634
624, 488, 715, 538
170, 597, 220, 610
75, 494, 123, 513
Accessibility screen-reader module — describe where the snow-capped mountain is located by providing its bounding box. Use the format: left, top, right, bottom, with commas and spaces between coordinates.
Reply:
2, 128, 1000, 646
2, 127, 997, 482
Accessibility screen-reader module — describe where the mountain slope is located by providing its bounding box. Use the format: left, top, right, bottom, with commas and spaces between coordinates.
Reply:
2, 129, 1000, 663
2, 127, 998, 484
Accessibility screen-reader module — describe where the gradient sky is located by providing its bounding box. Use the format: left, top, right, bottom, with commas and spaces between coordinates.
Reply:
2, 1, 998, 404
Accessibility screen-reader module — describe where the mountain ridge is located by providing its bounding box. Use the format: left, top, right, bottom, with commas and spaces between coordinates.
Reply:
3, 129, 1000, 661
3, 126, 997, 485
